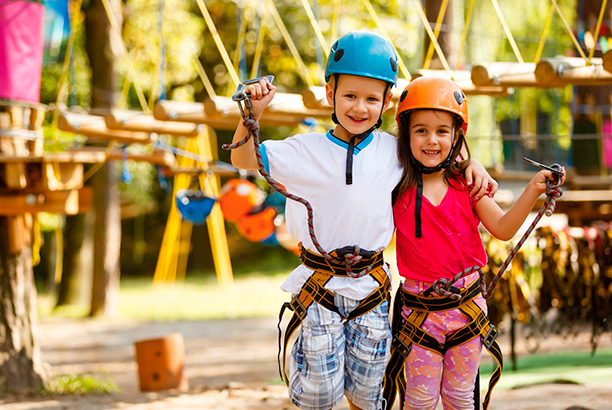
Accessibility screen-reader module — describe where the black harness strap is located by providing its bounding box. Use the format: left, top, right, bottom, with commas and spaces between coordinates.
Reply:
383, 280, 502, 410
277, 249, 390, 385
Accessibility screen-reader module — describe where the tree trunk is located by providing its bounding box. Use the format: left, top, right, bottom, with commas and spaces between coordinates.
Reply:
82, 0, 122, 317
0, 218, 45, 393
56, 212, 94, 308
90, 162, 121, 317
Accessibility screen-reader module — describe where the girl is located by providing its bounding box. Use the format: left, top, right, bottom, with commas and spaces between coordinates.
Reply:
385, 77, 565, 410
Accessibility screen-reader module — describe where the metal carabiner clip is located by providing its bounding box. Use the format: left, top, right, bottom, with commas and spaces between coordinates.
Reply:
523, 157, 564, 183
232, 75, 275, 121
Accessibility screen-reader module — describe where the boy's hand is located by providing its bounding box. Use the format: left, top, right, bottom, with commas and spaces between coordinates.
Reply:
465, 160, 498, 201
245, 78, 277, 120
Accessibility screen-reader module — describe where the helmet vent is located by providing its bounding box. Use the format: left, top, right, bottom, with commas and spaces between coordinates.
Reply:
399, 90, 407, 102
334, 48, 344, 62
390, 57, 398, 73
454, 91, 463, 105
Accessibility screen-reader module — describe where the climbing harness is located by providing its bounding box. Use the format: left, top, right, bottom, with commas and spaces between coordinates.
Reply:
222, 74, 391, 385
382, 157, 563, 410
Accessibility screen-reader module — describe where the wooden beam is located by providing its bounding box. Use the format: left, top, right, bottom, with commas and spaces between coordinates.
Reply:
602, 49, 612, 73
204, 96, 319, 127
409, 71, 514, 97
152, 100, 241, 130
104, 109, 203, 137
0, 187, 92, 215
471, 62, 537, 87
535, 57, 612, 87
58, 111, 152, 144
205, 93, 332, 120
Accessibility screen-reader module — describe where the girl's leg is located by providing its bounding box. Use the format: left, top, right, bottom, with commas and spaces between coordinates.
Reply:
440, 336, 482, 410
402, 344, 444, 410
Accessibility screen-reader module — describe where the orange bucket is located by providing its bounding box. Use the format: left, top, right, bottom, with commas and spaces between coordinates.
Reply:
134, 333, 189, 392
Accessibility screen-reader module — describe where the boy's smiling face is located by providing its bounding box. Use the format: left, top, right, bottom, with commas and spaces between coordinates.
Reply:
325, 74, 392, 143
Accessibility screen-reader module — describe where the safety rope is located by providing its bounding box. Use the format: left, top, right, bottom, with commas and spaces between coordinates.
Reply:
588, 0, 608, 62
222, 96, 372, 278
362, 0, 411, 80
422, 0, 450, 70
428, 171, 563, 300
410, 0, 452, 74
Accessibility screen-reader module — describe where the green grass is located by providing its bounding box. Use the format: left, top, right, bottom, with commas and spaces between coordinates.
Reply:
45, 374, 119, 395
38, 270, 292, 321
480, 348, 612, 390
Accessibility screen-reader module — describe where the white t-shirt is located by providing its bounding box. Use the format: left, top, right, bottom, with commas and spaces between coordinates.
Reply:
261, 130, 403, 300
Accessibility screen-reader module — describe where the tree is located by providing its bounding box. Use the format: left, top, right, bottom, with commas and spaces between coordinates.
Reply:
82, 0, 123, 317
0, 219, 45, 393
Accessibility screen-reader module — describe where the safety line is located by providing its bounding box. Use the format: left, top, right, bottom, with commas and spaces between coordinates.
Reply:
411, 0, 452, 74
100, 0, 151, 113
251, 0, 267, 79
299, 0, 329, 58
535, 3, 555, 64
194, 0, 241, 88
454, 0, 475, 72
362, 0, 411, 79
266, 1, 315, 87
423, 0, 450, 70
550, 0, 588, 62
489, 0, 524, 64
588, 0, 608, 62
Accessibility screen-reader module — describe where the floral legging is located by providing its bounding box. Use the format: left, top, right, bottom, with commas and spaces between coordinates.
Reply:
401, 273, 485, 410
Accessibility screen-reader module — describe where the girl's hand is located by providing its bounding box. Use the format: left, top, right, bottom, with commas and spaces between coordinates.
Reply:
465, 160, 498, 201
530, 166, 566, 194
245, 78, 277, 119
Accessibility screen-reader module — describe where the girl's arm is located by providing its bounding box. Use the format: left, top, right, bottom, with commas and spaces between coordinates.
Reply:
465, 159, 498, 200
230, 78, 277, 170
475, 168, 565, 241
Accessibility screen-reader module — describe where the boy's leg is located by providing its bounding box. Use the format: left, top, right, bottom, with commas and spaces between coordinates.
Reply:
288, 301, 345, 410
341, 296, 391, 410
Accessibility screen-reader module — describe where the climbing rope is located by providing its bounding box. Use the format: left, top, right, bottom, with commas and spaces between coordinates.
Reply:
221, 80, 373, 278
428, 160, 563, 300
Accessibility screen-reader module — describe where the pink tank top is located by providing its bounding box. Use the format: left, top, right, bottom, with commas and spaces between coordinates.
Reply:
393, 177, 487, 283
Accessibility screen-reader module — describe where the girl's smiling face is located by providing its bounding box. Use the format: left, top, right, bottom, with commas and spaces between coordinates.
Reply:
408, 109, 455, 168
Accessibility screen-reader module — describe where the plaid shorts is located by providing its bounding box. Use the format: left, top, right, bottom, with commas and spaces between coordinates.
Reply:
288, 294, 391, 410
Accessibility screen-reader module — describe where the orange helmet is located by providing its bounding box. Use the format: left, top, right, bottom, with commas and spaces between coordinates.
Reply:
395, 77, 468, 133
236, 206, 276, 243
218, 179, 264, 222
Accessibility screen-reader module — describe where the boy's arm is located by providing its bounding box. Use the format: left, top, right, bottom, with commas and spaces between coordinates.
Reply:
464, 159, 498, 200
475, 169, 565, 241
230, 78, 277, 170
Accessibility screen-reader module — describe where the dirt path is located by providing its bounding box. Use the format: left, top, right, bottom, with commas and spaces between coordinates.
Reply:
1, 316, 611, 410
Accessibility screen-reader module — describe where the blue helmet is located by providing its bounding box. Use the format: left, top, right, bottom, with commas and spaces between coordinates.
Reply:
325, 31, 398, 86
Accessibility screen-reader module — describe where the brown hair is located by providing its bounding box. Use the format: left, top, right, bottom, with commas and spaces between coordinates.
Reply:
394, 110, 471, 203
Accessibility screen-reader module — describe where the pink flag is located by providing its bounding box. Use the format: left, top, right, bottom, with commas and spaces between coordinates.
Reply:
601, 120, 612, 168
0, 1, 45, 103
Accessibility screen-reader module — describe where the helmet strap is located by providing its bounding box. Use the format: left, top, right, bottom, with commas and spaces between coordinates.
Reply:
331, 79, 389, 185
409, 123, 457, 237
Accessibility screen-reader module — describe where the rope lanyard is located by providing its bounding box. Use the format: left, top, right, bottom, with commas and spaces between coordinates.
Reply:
222, 79, 373, 278
428, 160, 563, 300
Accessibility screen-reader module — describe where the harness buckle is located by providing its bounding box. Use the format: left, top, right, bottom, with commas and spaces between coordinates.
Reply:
392, 334, 412, 358
290, 295, 307, 321
482, 324, 498, 349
